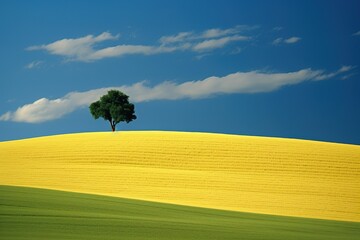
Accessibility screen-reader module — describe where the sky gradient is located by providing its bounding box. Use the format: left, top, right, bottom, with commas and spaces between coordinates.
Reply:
1, 0, 360, 144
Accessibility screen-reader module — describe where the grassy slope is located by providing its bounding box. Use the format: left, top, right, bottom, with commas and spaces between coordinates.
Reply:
1, 131, 359, 222
1, 185, 359, 240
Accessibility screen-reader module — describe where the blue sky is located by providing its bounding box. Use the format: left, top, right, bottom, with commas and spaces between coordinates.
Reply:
1, 0, 360, 144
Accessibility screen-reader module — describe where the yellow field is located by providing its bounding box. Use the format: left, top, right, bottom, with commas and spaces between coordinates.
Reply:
0, 131, 359, 222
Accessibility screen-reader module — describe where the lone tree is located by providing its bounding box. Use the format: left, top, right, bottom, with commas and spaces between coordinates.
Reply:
90, 90, 136, 132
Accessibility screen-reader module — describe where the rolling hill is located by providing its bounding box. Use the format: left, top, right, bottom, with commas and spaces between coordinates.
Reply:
1, 131, 359, 223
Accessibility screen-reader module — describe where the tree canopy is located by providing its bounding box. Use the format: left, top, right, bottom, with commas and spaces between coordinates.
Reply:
89, 90, 136, 131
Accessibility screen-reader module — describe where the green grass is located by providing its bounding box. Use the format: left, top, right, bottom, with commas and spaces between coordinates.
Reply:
0, 185, 359, 240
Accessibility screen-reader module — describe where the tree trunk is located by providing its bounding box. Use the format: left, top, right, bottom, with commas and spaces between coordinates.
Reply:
109, 121, 116, 132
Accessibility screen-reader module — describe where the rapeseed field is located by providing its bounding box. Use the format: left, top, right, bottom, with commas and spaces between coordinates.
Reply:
1, 131, 359, 222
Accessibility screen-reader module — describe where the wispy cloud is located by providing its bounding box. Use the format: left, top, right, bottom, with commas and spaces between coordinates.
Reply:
27, 26, 254, 62
273, 27, 283, 31
160, 26, 251, 53
25, 60, 43, 69
192, 35, 249, 52
27, 32, 143, 62
201, 27, 241, 38
314, 65, 355, 80
353, 30, 360, 36
273, 36, 301, 45
159, 32, 193, 44
27, 32, 175, 62
0, 66, 352, 123
159, 25, 255, 44
0, 112, 12, 121
284, 37, 301, 44
86, 45, 177, 61
272, 38, 283, 45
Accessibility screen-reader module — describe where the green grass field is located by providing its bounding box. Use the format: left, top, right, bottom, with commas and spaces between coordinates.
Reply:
1, 185, 359, 240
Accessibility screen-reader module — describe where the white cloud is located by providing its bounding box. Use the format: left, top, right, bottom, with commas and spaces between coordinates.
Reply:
314, 65, 355, 80
0, 66, 353, 123
28, 32, 177, 62
353, 30, 360, 36
90, 45, 153, 58
338, 65, 354, 72
200, 25, 251, 38
27, 32, 119, 61
284, 37, 301, 44
0, 112, 11, 121
193, 35, 249, 52
25, 60, 43, 69
341, 74, 355, 80
27, 26, 255, 62
159, 32, 193, 44
273, 36, 301, 45
159, 25, 254, 45
272, 38, 283, 45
